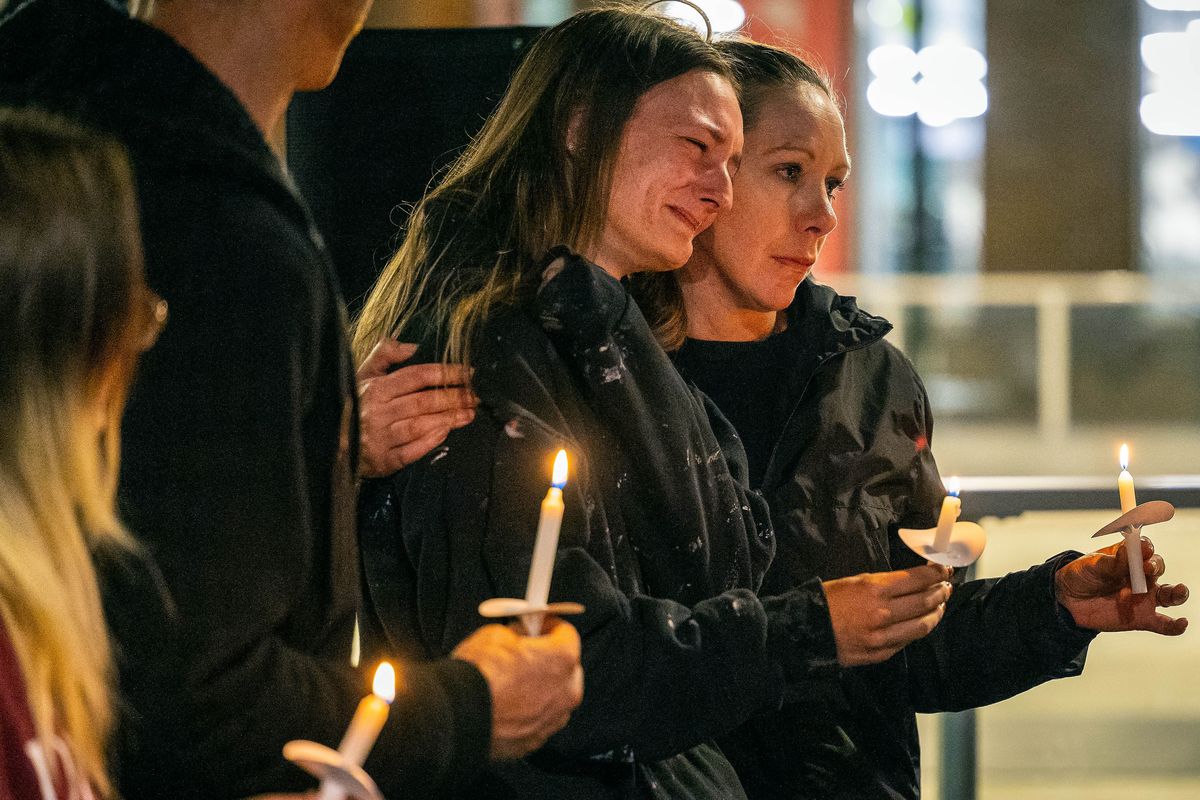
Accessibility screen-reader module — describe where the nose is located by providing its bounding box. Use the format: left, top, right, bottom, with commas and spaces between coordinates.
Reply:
699, 159, 735, 212
795, 188, 838, 237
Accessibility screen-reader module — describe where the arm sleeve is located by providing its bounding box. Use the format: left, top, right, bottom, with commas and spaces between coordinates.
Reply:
399, 407, 839, 765
110, 194, 490, 799
894, 364, 1096, 713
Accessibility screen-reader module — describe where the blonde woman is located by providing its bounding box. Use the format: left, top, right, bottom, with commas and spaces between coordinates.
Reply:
0, 107, 164, 799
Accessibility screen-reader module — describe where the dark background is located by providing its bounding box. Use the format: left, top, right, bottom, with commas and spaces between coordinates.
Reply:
287, 27, 540, 314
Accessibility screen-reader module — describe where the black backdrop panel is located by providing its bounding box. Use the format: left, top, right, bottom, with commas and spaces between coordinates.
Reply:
286, 27, 541, 313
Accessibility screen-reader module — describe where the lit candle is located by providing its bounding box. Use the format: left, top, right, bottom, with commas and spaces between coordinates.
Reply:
320, 662, 396, 800
1117, 444, 1148, 594
932, 477, 962, 553
1118, 444, 1136, 513
524, 449, 568, 636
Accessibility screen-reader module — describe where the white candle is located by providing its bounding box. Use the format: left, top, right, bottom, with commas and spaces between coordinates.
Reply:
1117, 444, 1147, 594
524, 449, 568, 636
320, 662, 396, 800
932, 477, 961, 553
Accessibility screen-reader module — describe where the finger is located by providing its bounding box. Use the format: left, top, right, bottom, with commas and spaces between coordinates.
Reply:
1145, 612, 1189, 637
1145, 553, 1165, 581
875, 603, 946, 649
882, 582, 953, 624
881, 564, 953, 598
388, 426, 452, 471
370, 361, 475, 403
530, 619, 583, 661
379, 386, 478, 420
1157, 582, 1190, 608
379, 409, 474, 452
357, 339, 419, 379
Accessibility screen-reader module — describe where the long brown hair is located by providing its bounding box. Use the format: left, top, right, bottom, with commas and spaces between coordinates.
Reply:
631, 37, 834, 350
351, 2, 731, 368
0, 106, 150, 797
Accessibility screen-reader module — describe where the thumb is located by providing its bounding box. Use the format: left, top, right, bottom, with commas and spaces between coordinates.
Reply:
359, 339, 419, 378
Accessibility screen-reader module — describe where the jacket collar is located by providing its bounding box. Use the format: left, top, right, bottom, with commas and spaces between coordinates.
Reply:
783, 277, 893, 367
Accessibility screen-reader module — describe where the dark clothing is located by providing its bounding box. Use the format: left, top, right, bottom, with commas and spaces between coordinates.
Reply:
0, 1, 491, 797
672, 333, 798, 489
360, 253, 841, 799
675, 278, 1097, 800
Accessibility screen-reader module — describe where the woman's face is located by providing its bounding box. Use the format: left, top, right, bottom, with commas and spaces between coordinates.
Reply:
592, 69, 743, 278
688, 82, 849, 313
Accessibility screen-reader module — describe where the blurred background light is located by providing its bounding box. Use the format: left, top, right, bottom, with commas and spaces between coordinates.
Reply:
868, 44, 920, 79
659, 0, 746, 34
1145, 0, 1200, 10
867, 0, 905, 28
866, 43, 988, 125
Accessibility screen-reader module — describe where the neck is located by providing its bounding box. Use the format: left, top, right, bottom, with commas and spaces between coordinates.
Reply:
147, 3, 296, 139
678, 257, 779, 342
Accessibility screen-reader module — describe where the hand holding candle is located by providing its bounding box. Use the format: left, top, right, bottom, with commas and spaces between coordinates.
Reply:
524, 449, 568, 636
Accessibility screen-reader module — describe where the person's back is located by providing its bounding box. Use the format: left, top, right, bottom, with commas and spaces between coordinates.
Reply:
0, 1, 581, 796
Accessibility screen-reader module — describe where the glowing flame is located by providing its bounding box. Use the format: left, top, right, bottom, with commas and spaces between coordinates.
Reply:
373, 662, 396, 704
552, 449, 569, 489
946, 476, 961, 498
1119, 443, 1130, 472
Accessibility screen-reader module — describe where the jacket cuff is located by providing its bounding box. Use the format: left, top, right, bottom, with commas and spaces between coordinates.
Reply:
1027, 551, 1099, 669
438, 657, 494, 789
762, 578, 840, 683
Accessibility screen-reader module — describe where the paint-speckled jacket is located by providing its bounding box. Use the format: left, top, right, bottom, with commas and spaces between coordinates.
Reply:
359, 252, 841, 799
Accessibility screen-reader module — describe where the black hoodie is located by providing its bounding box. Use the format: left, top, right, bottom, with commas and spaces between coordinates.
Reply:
0, 1, 491, 797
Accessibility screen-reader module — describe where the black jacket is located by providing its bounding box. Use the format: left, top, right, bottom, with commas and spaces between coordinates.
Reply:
0, 1, 491, 797
675, 279, 1097, 800
360, 253, 841, 799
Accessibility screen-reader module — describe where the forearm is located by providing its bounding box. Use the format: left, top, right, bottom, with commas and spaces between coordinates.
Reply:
543, 555, 837, 761
906, 553, 1096, 712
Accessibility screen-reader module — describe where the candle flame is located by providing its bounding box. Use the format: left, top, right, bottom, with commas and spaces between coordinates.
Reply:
1119, 443, 1130, 472
373, 662, 396, 704
946, 476, 961, 498
551, 449, 568, 489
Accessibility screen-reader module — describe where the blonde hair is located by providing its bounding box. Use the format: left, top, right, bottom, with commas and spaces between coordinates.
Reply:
0, 107, 149, 797
351, 2, 731, 368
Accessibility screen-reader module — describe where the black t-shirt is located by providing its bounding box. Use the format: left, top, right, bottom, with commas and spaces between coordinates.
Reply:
673, 327, 803, 489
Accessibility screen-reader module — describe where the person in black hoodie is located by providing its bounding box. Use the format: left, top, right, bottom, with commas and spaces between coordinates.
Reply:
351, 7, 960, 799
0, 1, 584, 798
635, 38, 1192, 799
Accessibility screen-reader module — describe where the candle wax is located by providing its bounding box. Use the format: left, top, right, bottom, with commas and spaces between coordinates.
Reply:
932, 494, 961, 552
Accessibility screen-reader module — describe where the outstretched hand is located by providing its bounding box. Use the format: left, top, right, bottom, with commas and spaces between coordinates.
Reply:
823, 564, 953, 667
1055, 536, 1189, 635
357, 339, 478, 477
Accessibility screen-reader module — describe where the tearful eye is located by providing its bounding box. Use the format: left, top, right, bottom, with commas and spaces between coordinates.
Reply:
778, 164, 802, 182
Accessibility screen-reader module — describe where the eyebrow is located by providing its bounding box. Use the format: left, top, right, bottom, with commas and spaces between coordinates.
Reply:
764, 141, 852, 172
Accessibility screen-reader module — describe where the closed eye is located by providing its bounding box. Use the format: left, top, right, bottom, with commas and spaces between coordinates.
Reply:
685, 137, 708, 153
